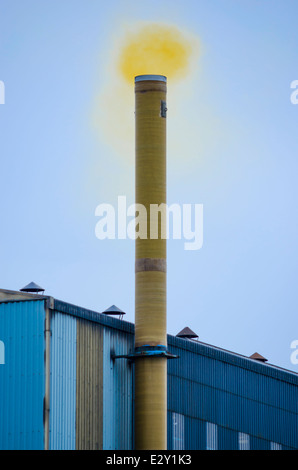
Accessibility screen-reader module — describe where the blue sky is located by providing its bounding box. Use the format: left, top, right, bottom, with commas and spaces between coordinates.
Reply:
0, 0, 297, 371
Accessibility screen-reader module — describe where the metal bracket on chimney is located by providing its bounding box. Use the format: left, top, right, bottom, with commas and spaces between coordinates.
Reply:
111, 345, 179, 361
160, 100, 167, 118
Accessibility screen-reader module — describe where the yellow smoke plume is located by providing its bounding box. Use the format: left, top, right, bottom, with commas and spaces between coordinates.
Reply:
90, 22, 201, 196
118, 23, 195, 83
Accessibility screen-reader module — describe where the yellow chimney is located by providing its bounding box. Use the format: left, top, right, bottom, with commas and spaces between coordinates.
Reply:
134, 74, 167, 450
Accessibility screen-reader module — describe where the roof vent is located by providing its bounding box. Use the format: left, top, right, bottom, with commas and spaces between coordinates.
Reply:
176, 327, 199, 340
249, 352, 268, 363
102, 305, 126, 320
20, 282, 45, 294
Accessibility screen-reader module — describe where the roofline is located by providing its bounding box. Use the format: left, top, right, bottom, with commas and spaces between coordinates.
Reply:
53, 298, 135, 335
52, 299, 298, 383
0, 288, 49, 303
1, 291, 297, 383
168, 335, 298, 383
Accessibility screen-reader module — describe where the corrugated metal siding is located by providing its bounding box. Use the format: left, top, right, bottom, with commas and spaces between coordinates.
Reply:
1, 296, 297, 450
167, 336, 298, 450
50, 301, 134, 450
49, 310, 76, 450
103, 327, 134, 450
0, 300, 45, 450
168, 413, 207, 450
76, 318, 103, 449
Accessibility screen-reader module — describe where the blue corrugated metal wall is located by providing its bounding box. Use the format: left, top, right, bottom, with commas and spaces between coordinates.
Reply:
49, 310, 76, 450
103, 327, 134, 450
1, 297, 297, 450
0, 300, 45, 450
49, 302, 298, 450
51, 300, 134, 450
167, 335, 298, 450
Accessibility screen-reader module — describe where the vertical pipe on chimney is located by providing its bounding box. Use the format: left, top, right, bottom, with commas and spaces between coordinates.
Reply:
134, 74, 167, 450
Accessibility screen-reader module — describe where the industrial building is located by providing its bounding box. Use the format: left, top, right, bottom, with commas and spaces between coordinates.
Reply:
1, 75, 297, 451
0, 286, 297, 450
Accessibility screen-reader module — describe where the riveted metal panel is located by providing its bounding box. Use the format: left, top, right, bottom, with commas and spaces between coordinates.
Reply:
103, 327, 134, 450
76, 318, 103, 449
0, 300, 45, 450
49, 310, 76, 450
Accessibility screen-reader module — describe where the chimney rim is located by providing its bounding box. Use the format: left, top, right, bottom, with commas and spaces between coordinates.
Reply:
135, 74, 167, 83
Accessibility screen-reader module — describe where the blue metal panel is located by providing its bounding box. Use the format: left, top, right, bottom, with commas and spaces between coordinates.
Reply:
49, 310, 76, 450
185, 417, 205, 450
218, 426, 238, 450
103, 327, 134, 450
250, 436, 269, 450
2, 296, 296, 450
0, 300, 45, 450
167, 335, 298, 450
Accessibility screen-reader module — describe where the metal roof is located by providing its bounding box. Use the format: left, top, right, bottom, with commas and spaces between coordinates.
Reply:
0, 289, 297, 384
0, 288, 48, 303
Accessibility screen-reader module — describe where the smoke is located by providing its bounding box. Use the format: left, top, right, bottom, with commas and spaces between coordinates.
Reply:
118, 23, 196, 83
88, 20, 221, 206
92, 22, 199, 165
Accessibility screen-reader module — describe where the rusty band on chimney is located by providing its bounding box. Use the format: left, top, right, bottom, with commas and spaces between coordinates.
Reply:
135, 258, 167, 273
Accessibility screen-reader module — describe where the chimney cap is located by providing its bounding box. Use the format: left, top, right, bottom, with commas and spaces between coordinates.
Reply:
249, 352, 268, 362
20, 282, 45, 294
135, 74, 167, 83
176, 326, 199, 339
102, 305, 126, 316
